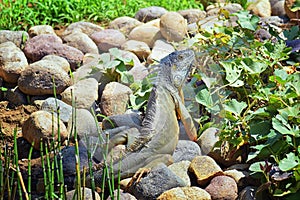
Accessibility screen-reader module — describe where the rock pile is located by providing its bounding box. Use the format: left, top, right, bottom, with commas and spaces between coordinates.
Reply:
0, 1, 289, 199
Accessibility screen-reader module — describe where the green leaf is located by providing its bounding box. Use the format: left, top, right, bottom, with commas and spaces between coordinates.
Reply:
220, 61, 243, 86
279, 152, 300, 171
224, 99, 247, 116
233, 10, 259, 31
195, 89, 213, 108
287, 73, 300, 95
241, 58, 268, 74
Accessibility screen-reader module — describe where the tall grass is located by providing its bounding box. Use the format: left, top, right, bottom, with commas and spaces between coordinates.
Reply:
0, 0, 202, 31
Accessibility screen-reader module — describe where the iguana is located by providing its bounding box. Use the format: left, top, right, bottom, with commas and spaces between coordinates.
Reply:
87, 49, 198, 187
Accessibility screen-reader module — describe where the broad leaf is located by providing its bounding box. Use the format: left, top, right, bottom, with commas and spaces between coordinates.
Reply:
279, 152, 300, 171
224, 99, 247, 116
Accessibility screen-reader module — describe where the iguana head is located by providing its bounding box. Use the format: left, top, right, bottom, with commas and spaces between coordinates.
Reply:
159, 49, 195, 89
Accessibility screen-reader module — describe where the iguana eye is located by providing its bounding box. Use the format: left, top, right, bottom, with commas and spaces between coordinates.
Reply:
178, 54, 184, 60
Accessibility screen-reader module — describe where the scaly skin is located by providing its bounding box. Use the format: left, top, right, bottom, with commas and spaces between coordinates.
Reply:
88, 49, 197, 187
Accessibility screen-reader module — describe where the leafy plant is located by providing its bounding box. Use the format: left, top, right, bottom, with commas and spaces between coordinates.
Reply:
190, 10, 300, 198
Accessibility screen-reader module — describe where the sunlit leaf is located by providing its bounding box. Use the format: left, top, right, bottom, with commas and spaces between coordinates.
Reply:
279, 152, 300, 171
224, 99, 247, 116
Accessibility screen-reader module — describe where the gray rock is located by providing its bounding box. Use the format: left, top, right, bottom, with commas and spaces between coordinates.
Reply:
66, 187, 100, 200
0, 41, 28, 83
100, 82, 132, 116
0, 30, 29, 48
41, 55, 71, 73
197, 127, 219, 155
107, 189, 137, 200
128, 163, 186, 200
168, 161, 191, 186
109, 16, 143, 36
23, 34, 84, 70
61, 78, 98, 109
121, 40, 151, 61
205, 176, 238, 200
63, 21, 104, 37
206, 3, 243, 16
173, 140, 201, 163
160, 12, 188, 42
271, 0, 285, 16
189, 155, 223, 186
135, 6, 168, 22
5, 87, 28, 106
178, 9, 206, 24
41, 97, 73, 123
128, 62, 148, 82
63, 31, 99, 54
147, 39, 174, 63
67, 108, 100, 139
128, 24, 163, 48
28, 25, 56, 37
22, 110, 68, 150
238, 186, 256, 200
18, 60, 71, 95
90, 29, 126, 53
157, 186, 211, 200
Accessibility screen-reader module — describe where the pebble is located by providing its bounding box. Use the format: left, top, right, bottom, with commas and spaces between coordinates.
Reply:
121, 40, 151, 61
197, 127, 219, 155
24, 34, 83, 70
63, 31, 99, 54
160, 12, 188, 42
128, 163, 186, 200
178, 9, 207, 24
41, 97, 73, 123
100, 82, 132, 116
205, 175, 238, 200
28, 25, 56, 37
0, 30, 29, 48
90, 29, 126, 53
247, 0, 272, 17
67, 108, 100, 139
18, 59, 71, 95
61, 77, 98, 109
135, 6, 167, 22
173, 140, 202, 163
128, 24, 163, 48
63, 21, 103, 37
0, 41, 28, 83
109, 16, 143, 36
189, 155, 223, 186
238, 186, 257, 200
107, 189, 137, 200
168, 160, 191, 186
157, 186, 211, 200
22, 110, 68, 150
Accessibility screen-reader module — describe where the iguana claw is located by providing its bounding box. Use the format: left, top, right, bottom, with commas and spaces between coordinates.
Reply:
126, 168, 151, 188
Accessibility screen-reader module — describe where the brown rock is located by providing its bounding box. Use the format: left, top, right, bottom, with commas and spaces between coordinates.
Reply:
63, 21, 103, 37
28, 25, 56, 37
100, 82, 132, 116
63, 31, 98, 54
189, 155, 223, 186
109, 16, 143, 35
18, 61, 71, 95
247, 0, 272, 17
160, 12, 188, 42
61, 77, 98, 109
121, 40, 151, 61
128, 25, 163, 48
0, 42, 28, 83
90, 29, 126, 53
157, 187, 211, 200
178, 9, 207, 24
24, 34, 84, 70
205, 176, 238, 200
22, 110, 68, 150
